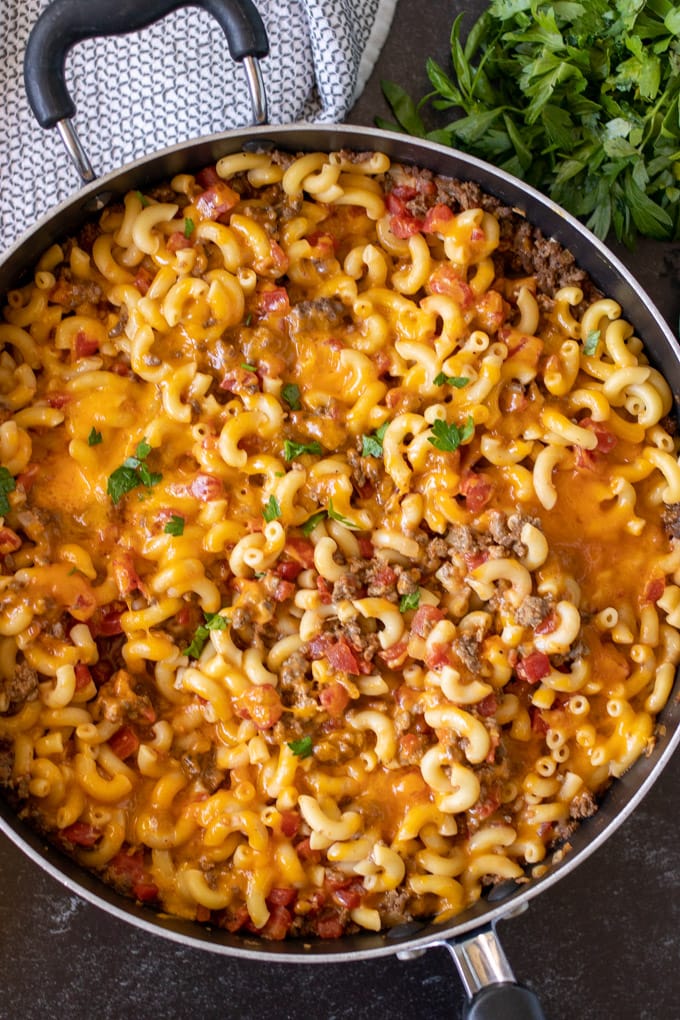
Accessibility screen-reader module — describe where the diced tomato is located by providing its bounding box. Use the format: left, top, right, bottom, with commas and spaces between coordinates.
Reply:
388, 185, 418, 204
313, 911, 345, 939
219, 366, 261, 394
190, 473, 224, 501
319, 682, 350, 718
389, 212, 424, 239
167, 231, 194, 252
424, 642, 453, 669
474, 290, 510, 332
133, 267, 154, 295
195, 181, 239, 221
459, 471, 494, 512
267, 239, 289, 275
279, 810, 301, 838
411, 605, 445, 638
256, 285, 290, 315
275, 558, 303, 582
516, 650, 551, 684
580, 417, 618, 454
108, 848, 159, 902
330, 881, 363, 911
236, 683, 283, 730
285, 537, 316, 568
475, 787, 501, 821
422, 203, 454, 233
218, 905, 250, 933
306, 231, 336, 256
267, 887, 298, 908
109, 725, 140, 761
530, 706, 550, 734
73, 329, 99, 358
74, 663, 93, 691
378, 637, 409, 668
325, 637, 361, 675
258, 905, 293, 941
535, 612, 558, 635
59, 821, 101, 848
464, 550, 489, 571
88, 602, 125, 637
112, 551, 143, 597
0, 527, 21, 555
426, 264, 474, 308
195, 165, 220, 189
477, 693, 498, 717
358, 537, 374, 558
47, 392, 71, 408
316, 576, 333, 605
16, 463, 39, 494
295, 836, 321, 863
644, 577, 665, 604
272, 579, 296, 602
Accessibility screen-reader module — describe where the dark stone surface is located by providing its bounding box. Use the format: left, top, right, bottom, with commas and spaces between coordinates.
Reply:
1, 3, 679, 1018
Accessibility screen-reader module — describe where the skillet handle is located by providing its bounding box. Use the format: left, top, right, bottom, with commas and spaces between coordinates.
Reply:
463, 982, 546, 1020
24, 0, 269, 180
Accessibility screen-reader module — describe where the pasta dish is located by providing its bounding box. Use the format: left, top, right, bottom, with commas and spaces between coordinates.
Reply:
0, 147, 677, 940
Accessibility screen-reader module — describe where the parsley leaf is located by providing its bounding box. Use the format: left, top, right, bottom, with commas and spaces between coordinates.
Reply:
263, 494, 281, 522
241, 363, 256, 372
380, 3, 680, 246
107, 438, 162, 505
281, 383, 301, 410
301, 510, 327, 536
87, 426, 103, 447
184, 217, 195, 238
434, 371, 468, 388
327, 498, 359, 529
399, 591, 421, 613
0, 467, 15, 516
164, 515, 185, 536
427, 416, 475, 452
361, 421, 390, 458
583, 330, 601, 356
183, 611, 228, 659
287, 735, 313, 758
284, 439, 323, 461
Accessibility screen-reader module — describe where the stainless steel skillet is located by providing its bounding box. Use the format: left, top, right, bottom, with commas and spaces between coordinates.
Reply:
2, 2, 680, 1017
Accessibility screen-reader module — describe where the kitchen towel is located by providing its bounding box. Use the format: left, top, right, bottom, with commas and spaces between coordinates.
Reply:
0, 0, 398, 252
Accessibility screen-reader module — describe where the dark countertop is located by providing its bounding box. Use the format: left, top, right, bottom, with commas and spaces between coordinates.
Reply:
1, 3, 679, 1018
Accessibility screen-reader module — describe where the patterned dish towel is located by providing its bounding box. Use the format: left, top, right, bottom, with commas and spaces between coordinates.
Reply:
0, 0, 398, 252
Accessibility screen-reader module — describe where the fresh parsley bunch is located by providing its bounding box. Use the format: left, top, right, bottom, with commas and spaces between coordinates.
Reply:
380, 0, 680, 247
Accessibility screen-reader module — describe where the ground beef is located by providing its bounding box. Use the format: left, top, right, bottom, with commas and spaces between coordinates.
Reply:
375, 887, 413, 926
569, 790, 598, 820
289, 297, 347, 331
455, 633, 484, 673
516, 595, 553, 628
446, 525, 478, 555
0, 662, 39, 714
663, 504, 680, 539
279, 650, 316, 710
180, 748, 224, 793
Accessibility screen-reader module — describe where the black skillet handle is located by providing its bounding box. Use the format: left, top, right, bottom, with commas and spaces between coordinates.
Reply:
464, 982, 547, 1020
24, 0, 269, 128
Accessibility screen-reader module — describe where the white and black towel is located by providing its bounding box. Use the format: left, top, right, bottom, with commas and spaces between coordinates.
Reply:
0, 0, 398, 253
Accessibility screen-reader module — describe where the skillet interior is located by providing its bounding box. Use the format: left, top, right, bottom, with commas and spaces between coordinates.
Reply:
1, 122, 679, 961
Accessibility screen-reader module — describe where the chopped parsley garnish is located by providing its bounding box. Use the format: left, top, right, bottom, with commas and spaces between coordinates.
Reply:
301, 510, 327, 536
0, 468, 16, 516
427, 416, 475, 453
184, 217, 195, 238
241, 362, 257, 372
284, 439, 323, 461
183, 611, 229, 659
399, 591, 421, 613
361, 421, 390, 458
164, 514, 185, 536
287, 735, 314, 758
107, 438, 162, 505
584, 330, 601, 356
433, 371, 468, 388
327, 498, 359, 529
87, 426, 103, 447
263, 494, 281, 522
135, 190, 149, 207
281, 383, 301, 410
